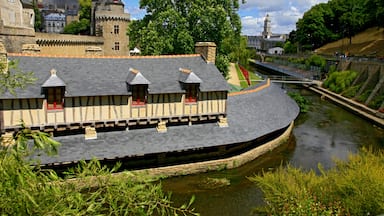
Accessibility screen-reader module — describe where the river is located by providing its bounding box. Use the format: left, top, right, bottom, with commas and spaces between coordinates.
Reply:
161, 86, 384, 216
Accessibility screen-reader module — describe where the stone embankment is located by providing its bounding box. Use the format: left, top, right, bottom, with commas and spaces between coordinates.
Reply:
309, 85, 384, 128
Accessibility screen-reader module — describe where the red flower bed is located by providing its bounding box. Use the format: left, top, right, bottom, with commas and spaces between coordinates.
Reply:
239, 64, 251, 85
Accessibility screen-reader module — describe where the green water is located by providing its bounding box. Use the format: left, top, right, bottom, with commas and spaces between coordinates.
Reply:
161, 88, 384, 216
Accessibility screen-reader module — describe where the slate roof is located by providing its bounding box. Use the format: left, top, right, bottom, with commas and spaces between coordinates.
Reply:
2, 54, 229, 99
42, 69, 66, 88
178, 68, 203, 84
126, 68, 151, 85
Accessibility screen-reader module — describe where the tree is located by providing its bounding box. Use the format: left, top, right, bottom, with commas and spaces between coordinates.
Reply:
0, 60, 36, 96
296, 3, 337, 51
338, 0, 367, 44
63, 0, 91, 35
129, 0, 244, 76
32, 1, 42, 32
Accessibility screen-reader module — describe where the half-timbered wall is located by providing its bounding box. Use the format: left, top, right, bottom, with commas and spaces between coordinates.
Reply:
0, 91, 227, 131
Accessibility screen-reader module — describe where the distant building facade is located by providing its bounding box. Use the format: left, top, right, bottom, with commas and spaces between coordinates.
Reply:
0, 0, 130, 56
246, 14, 287, 53
43, 12, 65, 33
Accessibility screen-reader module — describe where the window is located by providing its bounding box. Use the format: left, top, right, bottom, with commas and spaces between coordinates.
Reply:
114, 42, 120, 51
46, 88, 64, 110
114, 25, 119, 34
185, 85, 198, 104
132, 85, 147, 106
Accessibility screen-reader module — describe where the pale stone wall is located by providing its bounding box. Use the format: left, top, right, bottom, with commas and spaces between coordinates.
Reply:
131, 121, 294, 177
95, 3, 130, 56
195, 42, 216, 64
36, 33, 104, 56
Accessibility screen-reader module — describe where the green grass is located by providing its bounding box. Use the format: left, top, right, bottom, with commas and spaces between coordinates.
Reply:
235, 64, 249, 89
234, 64, 262, 89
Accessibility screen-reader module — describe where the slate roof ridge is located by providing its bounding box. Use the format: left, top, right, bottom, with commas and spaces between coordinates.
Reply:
7, 53, 202, 59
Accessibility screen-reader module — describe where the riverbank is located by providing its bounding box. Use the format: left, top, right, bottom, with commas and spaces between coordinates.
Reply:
254, 61, 384, 128
309, 85, 384, 128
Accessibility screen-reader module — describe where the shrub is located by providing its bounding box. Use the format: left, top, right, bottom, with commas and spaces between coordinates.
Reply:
288, 92, 311, 113
250, 149, 384, 215
306, 54, 326, 68
323, 70, 358, 93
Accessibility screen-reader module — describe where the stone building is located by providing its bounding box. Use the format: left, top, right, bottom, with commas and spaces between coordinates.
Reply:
0, 0, 130, 56
246, 14, 287, 53
0, 0, 35, 53
91, 0, 130, 56
43, 12, 65, 33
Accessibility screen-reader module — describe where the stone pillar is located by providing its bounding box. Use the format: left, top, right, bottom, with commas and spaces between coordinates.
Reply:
195, 42, 216, 64
157, 121, 167, 133
1, 132, 15, 147
217, 116, 229, 128
85, 126, 97, 140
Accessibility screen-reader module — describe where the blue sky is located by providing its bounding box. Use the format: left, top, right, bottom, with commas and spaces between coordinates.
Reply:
122, 0, 329, 36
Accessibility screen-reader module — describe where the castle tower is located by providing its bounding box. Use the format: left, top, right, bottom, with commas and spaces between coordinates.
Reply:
92, 0, 130, 56
262, 14, 272, 39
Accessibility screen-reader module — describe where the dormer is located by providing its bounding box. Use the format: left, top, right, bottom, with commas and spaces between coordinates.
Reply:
126, 68, 150, 106
179, 68, 202, 104
42, 69, 66, 110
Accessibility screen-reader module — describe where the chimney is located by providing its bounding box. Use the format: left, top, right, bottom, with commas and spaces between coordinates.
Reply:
195, 42, 216, 64
0, 39, 8, 73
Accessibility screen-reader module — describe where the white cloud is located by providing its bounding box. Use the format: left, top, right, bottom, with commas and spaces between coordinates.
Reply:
240, 0, 329, 35
241, 16, 263, 35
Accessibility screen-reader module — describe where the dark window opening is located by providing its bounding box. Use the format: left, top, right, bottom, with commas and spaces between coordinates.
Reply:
114, 25, 119, 34
132, 85, 147, 106
114, 42, 120, 50
46, 88, 64, 110
185, 85, 198, 104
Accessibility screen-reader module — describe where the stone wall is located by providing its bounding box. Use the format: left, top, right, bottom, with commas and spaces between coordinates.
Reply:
36, 32, 104, 56
0, 25, 35, 53
131, 122, 294, 177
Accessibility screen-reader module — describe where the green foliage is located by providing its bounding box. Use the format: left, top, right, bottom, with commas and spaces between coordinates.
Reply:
33, 2, 42, 31
63, 0, 91, 35
288, 92, 311, 113
250, 149, 384, 215
63, 19, 90, 35
305, 54, 326, 68
0, 60, 37, 95
0, 153, 199, 215
293, 0, 384, 50
323, 70, 358, 93
283, 41, 297, 54
368, 94, 384, 110
342, 84, 361, 98
215, 54, 230, 78
129, 0, 244, 74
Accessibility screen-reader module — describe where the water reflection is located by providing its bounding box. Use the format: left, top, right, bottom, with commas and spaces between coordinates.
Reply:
162, 88, 383, 216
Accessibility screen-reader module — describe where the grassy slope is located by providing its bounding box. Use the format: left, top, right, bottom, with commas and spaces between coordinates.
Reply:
315, 27, 384, 57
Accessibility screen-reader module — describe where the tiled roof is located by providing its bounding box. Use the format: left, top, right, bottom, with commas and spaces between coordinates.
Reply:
2, 54, 229, 99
